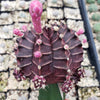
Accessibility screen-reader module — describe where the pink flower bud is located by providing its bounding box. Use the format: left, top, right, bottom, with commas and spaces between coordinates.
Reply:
21, 25, 27, 32
76, 29, 84, 35
34, 51, 42, 58
66, 76, 70, 80
33, 75, 39, 81
13, 29, 24, 37
83, 39, 87, 43
64, 44, 69, 50
36, 39, 42, 45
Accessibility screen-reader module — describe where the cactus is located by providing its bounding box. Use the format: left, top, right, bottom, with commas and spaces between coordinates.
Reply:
13, 0, 83, 98
96, 33, 100, 42
88, 4, 98, 12
86, 0, 95, 4
93, 23, 100, 33
97, 0, 100, 4
92, 13, 100, 21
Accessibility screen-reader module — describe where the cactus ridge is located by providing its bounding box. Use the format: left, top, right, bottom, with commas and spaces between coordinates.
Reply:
14, 22, 83, 92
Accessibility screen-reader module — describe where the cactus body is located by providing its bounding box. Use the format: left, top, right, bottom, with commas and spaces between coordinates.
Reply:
14, 22, 83, 93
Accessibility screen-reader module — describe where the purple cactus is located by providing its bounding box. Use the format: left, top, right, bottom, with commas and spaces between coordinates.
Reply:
13, 0, 83, 93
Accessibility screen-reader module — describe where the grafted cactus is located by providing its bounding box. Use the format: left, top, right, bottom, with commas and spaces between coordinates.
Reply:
13, 0, 83, 93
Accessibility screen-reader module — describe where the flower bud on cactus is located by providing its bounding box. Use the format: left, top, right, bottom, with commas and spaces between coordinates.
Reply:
13, 29, 24, 37
76, 29, 84, 35
64, 44, 69, 50
83, 39, 87, 43
34, 51, 42, 58
36, 39, 42, 45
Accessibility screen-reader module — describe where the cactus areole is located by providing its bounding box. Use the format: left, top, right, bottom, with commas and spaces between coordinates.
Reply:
13, 0, 83, 93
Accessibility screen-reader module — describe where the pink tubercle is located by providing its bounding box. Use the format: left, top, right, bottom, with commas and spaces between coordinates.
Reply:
21, 25, 27, 32
66, 75, 70, 80
33, 75, 39, 81
34, 51, 42, 58
83, 38, 87, 43
64, 44, 69, 50
36, 39, 42, 45
76, 29, 84, 35
13, 29, 24, 37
